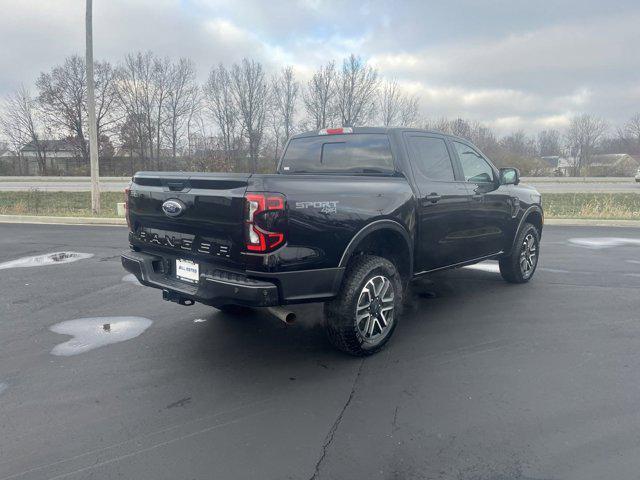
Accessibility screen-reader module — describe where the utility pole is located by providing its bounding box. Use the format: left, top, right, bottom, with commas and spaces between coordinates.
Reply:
86, 0, 100, 214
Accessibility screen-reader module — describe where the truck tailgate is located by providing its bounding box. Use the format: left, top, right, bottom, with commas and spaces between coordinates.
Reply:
128, 172, 251, 269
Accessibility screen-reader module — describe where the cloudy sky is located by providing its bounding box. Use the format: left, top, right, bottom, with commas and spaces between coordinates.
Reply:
1, 0, 639, 134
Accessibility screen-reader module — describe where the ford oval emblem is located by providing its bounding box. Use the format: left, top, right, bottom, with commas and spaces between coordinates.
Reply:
162, 199, 186, 218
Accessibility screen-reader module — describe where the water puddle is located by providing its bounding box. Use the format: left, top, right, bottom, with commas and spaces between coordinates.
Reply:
463, 262, 500, 273
0, 252, 94, 270
50, 317, 152, 356
0, 383, 7, 396
193, 318, 207, 323
122, 274, 142, 285
568, 238, 640, 249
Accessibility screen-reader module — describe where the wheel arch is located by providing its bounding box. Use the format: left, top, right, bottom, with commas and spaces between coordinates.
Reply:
511, 205, 543, 252
339, 219, 414, 281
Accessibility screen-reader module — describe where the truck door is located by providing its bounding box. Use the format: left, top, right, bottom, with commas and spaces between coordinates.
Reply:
404, 133, 473, 272
449, 140, 513, 258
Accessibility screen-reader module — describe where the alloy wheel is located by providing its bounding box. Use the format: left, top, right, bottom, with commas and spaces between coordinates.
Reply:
519, 233, 538, 278
355, 275, 395, 345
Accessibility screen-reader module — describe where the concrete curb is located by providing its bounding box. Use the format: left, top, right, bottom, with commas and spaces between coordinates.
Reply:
545, 218, 640, 227
0, 215, 127, 226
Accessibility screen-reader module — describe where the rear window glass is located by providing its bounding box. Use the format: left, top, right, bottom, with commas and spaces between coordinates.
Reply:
280, 134, 395, 174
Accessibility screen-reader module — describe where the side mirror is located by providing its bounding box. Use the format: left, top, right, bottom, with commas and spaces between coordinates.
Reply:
500, 167, 520, 185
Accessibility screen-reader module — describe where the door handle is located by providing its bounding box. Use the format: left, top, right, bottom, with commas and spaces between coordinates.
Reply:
423, 193, 442, 204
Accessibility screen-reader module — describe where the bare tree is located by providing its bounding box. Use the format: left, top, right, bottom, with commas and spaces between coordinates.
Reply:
378, 79, 420, 127
427, 117, 453, 134
204, 63, 240, 164
1, 86, 49, 174
36, 56, 88, 161
272, 66, 299, 147
163, 58, 198, 158
116, 51, 169, 166
0, 98, 27, 172
624, 113, 640, 151
470, 121, 499, 156
565, 114, 608, 176
266, 93, 284, 163
449, 118, 472, 139
185, 92, 203, 159
335, 54, 378, 127
537, 129, 561, 157
398, 94, 420, 128
266, 107, 284, 165
378, 80, 401, 127
303, 61, 336, 130
35, 55, 119, 163
153, 56, 171, 164
95, 61, 120, 137
500, 131, 536, 158
231, 58, 268, 172
427, 117, 502, 158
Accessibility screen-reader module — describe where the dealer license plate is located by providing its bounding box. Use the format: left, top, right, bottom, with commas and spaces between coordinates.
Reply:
176, 259, 199, 283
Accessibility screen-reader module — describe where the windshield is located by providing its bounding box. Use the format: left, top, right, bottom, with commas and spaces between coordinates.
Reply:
280, 133, 395, 174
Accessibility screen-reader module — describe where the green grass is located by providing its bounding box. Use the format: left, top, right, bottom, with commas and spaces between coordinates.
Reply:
0, 191, 639, 221
0, 191, 125, 218
543, 193, 640, 220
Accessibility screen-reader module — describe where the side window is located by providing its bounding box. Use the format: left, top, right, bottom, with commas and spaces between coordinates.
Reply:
406, 136, 455, 182
453, 141, 495, 183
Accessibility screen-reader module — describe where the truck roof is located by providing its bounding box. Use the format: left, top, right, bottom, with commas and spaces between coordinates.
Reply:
291, 127, 471, 143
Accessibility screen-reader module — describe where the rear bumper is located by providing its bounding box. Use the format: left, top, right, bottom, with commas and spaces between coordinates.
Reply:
121, 250, 344, 307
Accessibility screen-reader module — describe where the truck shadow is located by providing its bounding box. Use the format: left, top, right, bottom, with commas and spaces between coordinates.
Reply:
178, 265, 517, 373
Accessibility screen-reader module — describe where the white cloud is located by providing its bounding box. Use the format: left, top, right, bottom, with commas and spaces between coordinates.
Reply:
0, 0, 638, 134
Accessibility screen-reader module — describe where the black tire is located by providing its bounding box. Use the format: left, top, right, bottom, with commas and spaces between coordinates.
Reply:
324, 255, 403, 356
216, 304, 252, 315
499, 222, 540, 284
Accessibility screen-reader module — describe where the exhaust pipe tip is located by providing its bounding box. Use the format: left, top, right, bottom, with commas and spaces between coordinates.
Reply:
283, 311, 296, 325
266, 306, 297, 325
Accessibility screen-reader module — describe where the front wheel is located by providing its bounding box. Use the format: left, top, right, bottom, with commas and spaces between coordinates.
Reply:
499, 222, 540, 283
324, 255, 403, 356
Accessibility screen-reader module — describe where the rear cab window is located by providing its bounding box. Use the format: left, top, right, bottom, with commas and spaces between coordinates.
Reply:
404, 135, 455, 182
280, 133, 395, 174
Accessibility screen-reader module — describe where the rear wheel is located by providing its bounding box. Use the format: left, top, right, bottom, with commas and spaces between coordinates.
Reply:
499, 222, 540, 283
324, 255, 403, 356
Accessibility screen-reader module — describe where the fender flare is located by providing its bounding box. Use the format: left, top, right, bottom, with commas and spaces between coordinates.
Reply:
338, 219, 414, 275
511, 205, 544, 252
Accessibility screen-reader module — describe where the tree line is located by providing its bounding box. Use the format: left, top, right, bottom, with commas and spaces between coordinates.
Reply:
428, 115, 640, 176
1, 51, 639, 176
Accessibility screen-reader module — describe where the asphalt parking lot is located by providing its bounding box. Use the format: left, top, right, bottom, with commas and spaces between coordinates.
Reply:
1, 223, 640, 480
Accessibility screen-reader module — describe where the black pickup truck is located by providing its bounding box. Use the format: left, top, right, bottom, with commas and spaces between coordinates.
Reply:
122, 127, 543, 356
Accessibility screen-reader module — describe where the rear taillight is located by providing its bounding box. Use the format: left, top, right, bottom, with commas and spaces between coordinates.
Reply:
124, 187, 131, 229
245, 193, 286, 252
